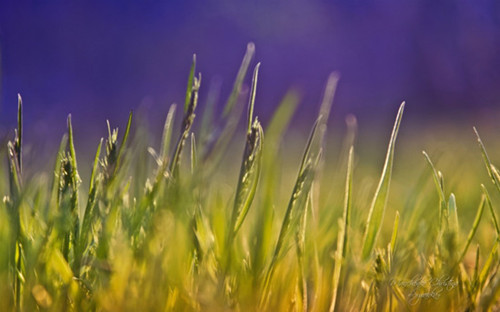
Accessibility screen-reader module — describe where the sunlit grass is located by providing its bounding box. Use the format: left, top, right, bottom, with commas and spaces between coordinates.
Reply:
1, 44, 500, 311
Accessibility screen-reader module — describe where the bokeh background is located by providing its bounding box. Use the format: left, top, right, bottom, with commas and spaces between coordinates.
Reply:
1, 0, 500, 147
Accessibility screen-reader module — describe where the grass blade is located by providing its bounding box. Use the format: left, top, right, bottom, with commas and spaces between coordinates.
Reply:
114, 111, 133, 178
223, 42, 255, 117
184, 54, 196, 113
190, 133, 197, 174
160, 104, 177, 164
456, 194, 485, 266
16, 93, 22, 172
252, 90, 299, 277
481, 184, 500, 236
390, 211, 400, 254
247, 63, 260, 133
170, 67, 201, 176
474, 127, 500, 194
330, 146, 354, 312
230, 63, 263, 235
361, 102, 405, 261
260, 119, 321, 308
422, 151, 447, 232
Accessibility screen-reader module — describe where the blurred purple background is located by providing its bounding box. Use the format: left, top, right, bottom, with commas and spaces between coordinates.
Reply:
1, 0, 500, 142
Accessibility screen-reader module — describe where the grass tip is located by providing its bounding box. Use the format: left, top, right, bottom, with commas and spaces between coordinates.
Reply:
247, 42, 255, 52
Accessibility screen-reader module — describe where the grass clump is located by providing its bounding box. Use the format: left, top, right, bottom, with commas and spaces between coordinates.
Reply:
1, 45, 500, 311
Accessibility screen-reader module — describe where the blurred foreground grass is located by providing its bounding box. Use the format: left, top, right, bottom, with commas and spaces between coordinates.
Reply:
1, 44, 500, 311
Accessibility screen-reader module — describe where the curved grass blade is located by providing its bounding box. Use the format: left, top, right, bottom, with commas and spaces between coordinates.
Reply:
481, 185, 500, 236
170, 67, 201, 177
114, 111, 133, 178
184, 54, 196, 113
361, 102, 405, 261
200, 43, 255, 167
223, 42, 255, 117
479, 237, 499, 290
230, 63, 263, 235
160, 104, 177, 164
260, 119, 321, 308
422, 151, 447, 231
474, 127, 500, 194
455, 194, 485, 266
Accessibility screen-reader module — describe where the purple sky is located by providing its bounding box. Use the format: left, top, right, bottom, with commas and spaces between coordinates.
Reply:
1, 1, 500, 142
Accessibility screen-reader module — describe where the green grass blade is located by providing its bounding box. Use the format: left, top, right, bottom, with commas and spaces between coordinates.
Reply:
223, 42, 255, 117
474, 127, 500, 194
247, 63, 260, 133
190, 133, 197, 174
252, 90, 299, 277
160, 104, 177, 163
49, 135, 68, 215
456, 194, 485, 265
479, 237, 499, 289
481, 185, 500, 236
361, 102, 405, 261
16, 93, 22, 172
390, 210, 400, 254
184, 54, 196, 113
330, 145, 354, 312
200, 78, 221, 142
295, 196, 309, 312
170, 72, 201, 176
114, 111, 133, 177
422, 151, 447, 231
261, 120, 321, 308
231, 120, 264, 235
67, 115, 80, 185
319, 72, 340, 127
89, 138, 103, 193
422, 151, 445, 203
448, 193, 459, 234
7, 142, 22, 198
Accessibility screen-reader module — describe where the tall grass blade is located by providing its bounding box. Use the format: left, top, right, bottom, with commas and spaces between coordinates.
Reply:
170, 67, 201, 177
479, 237, 499, 290
113, 111, 133, 178
16, 93, 22, 172
390, 210, 400, 254
260, 119, 321, 308
160, 104, 177, 164
231, 63, 263, 235
252, 90, 299, 277
361, 102, 405, 261
223, 42, 255, 117
330, 146, 354, 312
422, 151, 447, 228
456, 194, 485, 266
474, 127, 500, 194
481, 184, 500, 236
247, 63, 260, 133
190, 133, 197, 174
184, 54, 196, 113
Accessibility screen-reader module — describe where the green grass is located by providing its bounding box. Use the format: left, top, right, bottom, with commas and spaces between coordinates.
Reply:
1, 45, 500, 311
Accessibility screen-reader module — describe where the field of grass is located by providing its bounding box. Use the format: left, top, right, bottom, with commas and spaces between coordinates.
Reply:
1, 44, 500, 311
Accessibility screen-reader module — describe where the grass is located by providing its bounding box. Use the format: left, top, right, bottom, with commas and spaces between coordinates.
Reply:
1, 45, 500, 311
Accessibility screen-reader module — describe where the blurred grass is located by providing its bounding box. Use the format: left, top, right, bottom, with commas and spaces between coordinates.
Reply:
1, 46, 500, 311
